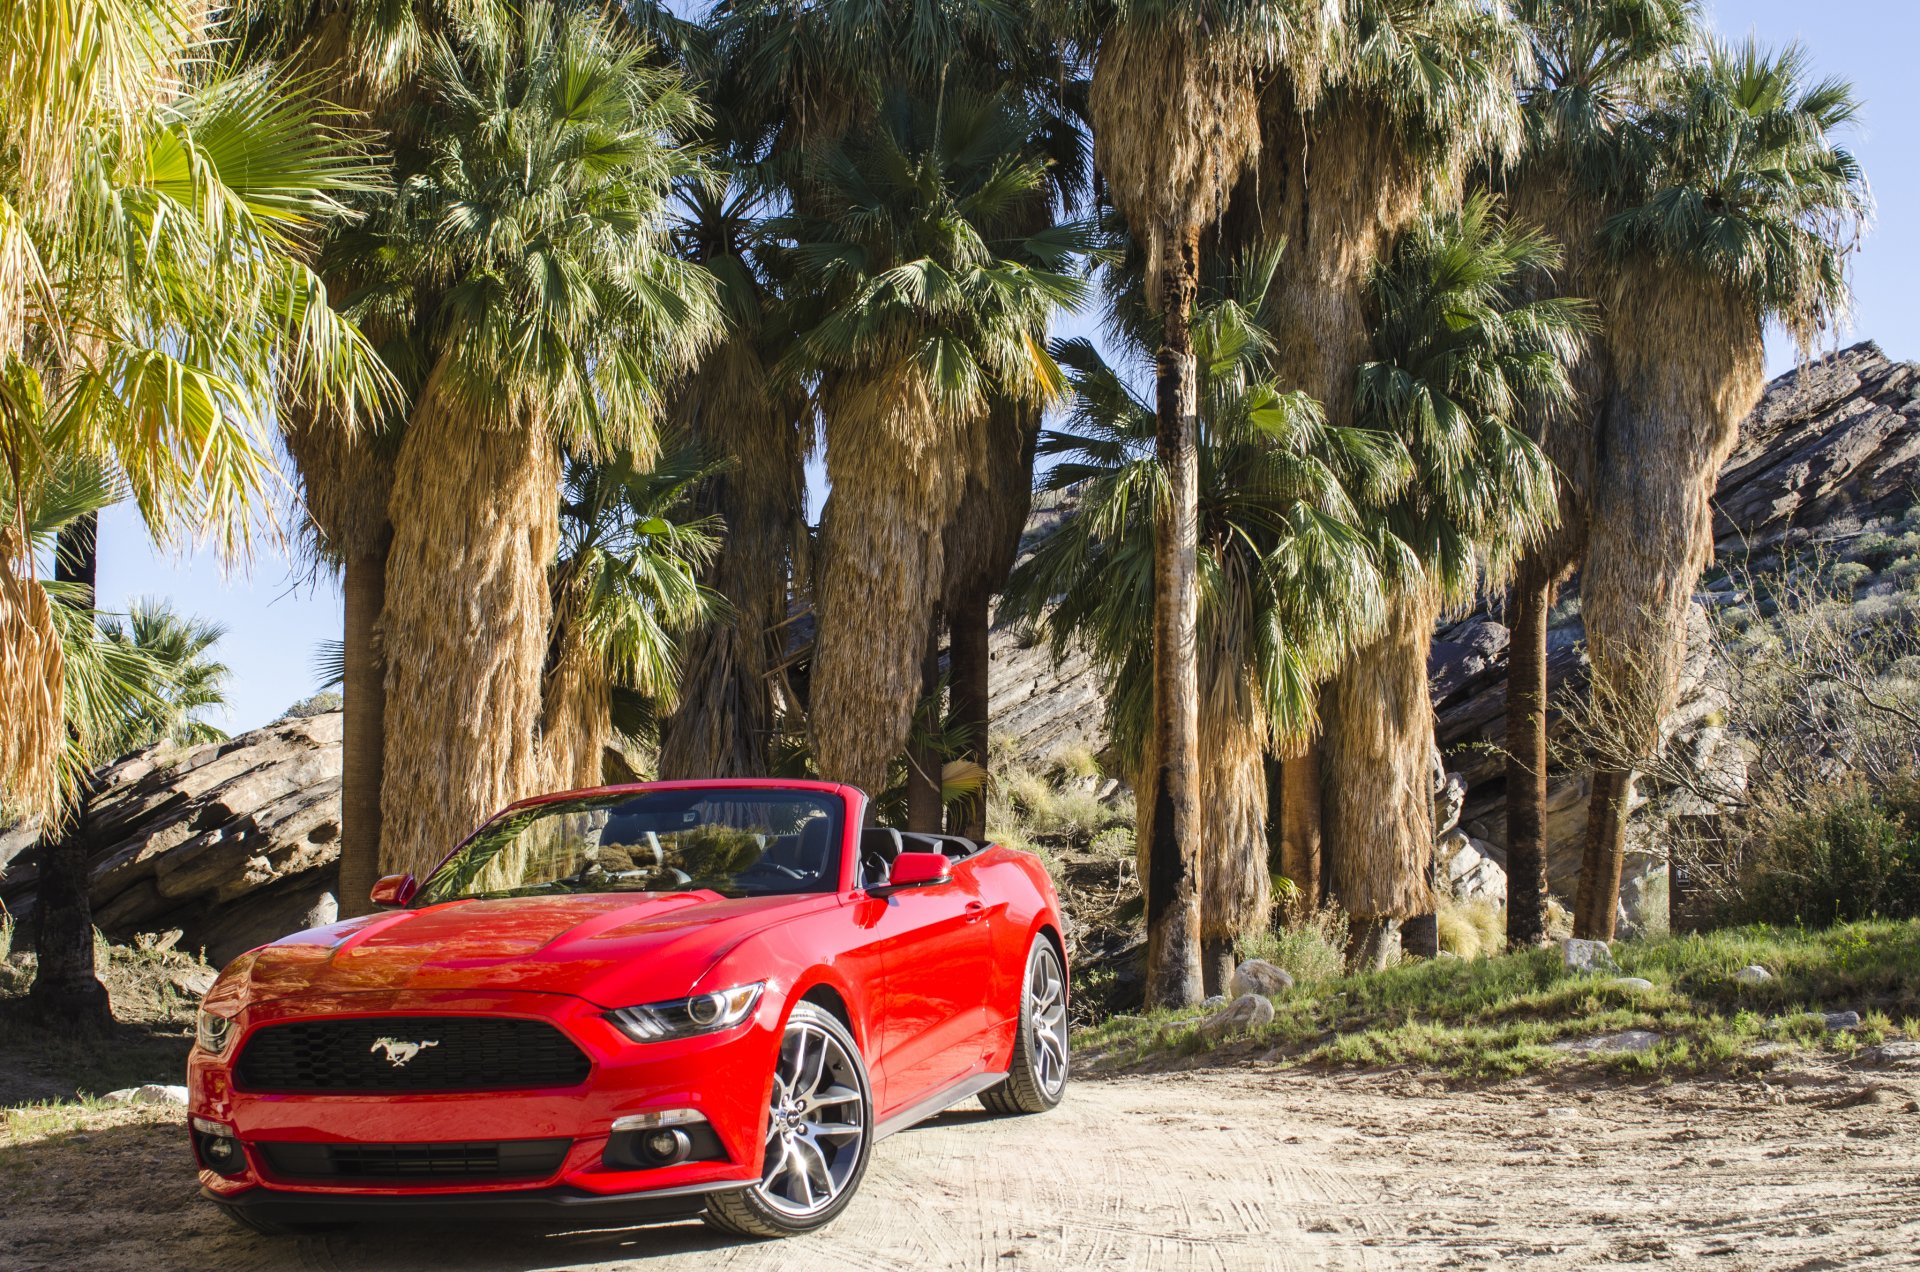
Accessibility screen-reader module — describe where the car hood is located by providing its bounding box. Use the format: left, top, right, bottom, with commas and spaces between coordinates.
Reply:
227, 891, 834, 1009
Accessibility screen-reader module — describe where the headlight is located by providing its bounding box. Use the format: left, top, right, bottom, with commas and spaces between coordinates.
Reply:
195, 1007, 236, 1055
605, 982, 764, 1042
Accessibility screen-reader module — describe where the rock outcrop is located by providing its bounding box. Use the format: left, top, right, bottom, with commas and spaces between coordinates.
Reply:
0, 713, 344, 965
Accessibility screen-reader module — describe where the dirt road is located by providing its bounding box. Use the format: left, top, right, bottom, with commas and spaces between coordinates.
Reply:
6, 1061, 1920, 1270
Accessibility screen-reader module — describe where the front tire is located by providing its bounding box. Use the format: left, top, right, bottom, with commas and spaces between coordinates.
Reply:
981, 933, 1068, 1115
703, 1002, 872, 1237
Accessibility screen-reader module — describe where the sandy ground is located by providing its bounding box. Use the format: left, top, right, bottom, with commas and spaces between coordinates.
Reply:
5, 1060, 1920, 1271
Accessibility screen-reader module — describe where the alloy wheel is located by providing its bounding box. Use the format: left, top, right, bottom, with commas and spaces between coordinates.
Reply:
1027, 944, 1068, 1098
755, 1019, 866, 1218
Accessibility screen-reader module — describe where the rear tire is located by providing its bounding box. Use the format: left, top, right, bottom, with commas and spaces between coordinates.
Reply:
702, 1002, 872, 1238
981, 933, 1068, 1115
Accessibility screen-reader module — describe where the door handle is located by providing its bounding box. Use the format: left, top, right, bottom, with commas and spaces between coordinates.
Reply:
964, 901, 987, 923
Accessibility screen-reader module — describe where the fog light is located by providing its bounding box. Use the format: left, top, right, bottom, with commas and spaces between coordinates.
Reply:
191, 1116, 247, 1178
643, 1128, 692, 1164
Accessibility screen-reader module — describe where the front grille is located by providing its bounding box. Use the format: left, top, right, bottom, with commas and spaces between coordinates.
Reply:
257, 1138, 572, 1182
233, 1016, 591, 1093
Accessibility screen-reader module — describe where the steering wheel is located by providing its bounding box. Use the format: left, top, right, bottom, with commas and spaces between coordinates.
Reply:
738, 861, 808, 884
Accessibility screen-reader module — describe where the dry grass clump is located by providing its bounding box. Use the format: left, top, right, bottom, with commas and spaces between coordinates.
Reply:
1240, 904, 1349, 987
1437, 899, 1505, 960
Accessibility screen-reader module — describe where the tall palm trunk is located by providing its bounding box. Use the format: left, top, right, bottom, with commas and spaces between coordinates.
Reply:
1277, 737, 1322, 909
1573, 270, 1763, 939
905, 619, 944, 833
1199, 687, 1269, 997
380, 375, 558, 878
660, 349, 800, 779
1504, 559, 1555, 946
812, 371, 970, 794
282, 401, 396, 917
27, 513, 110, 1025
1143, 230, 1205, 1009
1326, 588, 1439, 937
337, 544, 388, 913
540, 619, 610, 790
1237, 100, 1433, 924
941, 401, 1041, 841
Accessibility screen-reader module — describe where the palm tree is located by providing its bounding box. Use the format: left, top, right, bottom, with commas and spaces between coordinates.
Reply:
1571, 38, 1867, 938
544, 446, 725, 788
2, 460, 212, 1022
334, 3, 720, 878
1007, 246, 1398, 993
99, 601, 231, 751
0, 10, 388, 822
1057, 0, 1335, 1008
777, 90, 1084, 796
656, 182, 809, 781
1500, 0, 1696, 948
1333, 193, 1585, 960
1224, 0, 1526, 944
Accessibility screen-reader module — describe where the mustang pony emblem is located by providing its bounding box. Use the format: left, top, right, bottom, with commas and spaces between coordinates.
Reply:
370, 1037, 440, 1067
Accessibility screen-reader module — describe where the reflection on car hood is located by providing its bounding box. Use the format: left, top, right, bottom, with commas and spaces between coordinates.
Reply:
233, 891, 833, 1008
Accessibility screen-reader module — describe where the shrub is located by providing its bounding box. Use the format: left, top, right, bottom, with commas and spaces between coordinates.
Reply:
1436, 899, 1504, 959
1240, 905, 1348, 986
1736, 787, 1920, 926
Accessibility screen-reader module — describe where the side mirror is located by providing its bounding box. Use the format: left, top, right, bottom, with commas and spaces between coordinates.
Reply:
885, 851, 952, 890
370, 873, 418, 909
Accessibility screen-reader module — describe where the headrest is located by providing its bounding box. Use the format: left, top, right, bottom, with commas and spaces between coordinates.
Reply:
859, 826, 903, 859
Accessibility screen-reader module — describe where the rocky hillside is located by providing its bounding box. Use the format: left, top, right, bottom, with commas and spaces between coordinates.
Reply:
1, 344, 1914, 960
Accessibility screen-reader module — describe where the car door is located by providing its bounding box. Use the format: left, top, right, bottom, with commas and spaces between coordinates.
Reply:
853, 850, 994, 1118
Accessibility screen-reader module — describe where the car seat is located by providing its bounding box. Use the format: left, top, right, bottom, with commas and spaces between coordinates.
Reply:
858, 827, 904, 888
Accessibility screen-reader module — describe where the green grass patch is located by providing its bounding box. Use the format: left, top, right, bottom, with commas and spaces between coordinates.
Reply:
1077, 919, 1920, 1079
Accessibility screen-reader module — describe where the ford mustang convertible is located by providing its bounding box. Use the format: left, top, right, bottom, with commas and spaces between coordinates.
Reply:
186, 779, 1068, 1237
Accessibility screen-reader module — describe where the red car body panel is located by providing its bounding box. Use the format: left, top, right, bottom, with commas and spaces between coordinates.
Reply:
188, 779, 1064, 1215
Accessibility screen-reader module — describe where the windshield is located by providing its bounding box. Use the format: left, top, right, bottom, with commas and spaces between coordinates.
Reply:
417, 788, 845, 905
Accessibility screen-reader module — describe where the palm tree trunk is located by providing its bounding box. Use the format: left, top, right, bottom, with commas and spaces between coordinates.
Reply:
905, 617, 944, 833
1200, 682, 1270, 995
380, 378, 557, 878
1326, 588, 1439, 928
336, 545, 387, 916
946, 581, 992, 841
1143, 230, 1205, 1010
1504, 560, 1554, 947
1278, 743, 1322, 913
28, 513, 110, 1026
1574, 766, 1633, 939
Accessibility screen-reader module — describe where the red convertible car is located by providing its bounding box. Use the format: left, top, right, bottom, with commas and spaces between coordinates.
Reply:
187, 779, 1068, 1237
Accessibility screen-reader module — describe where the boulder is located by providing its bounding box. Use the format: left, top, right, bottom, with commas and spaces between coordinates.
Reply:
1561, 938, 1618, 974
1823, 1010, 1862, 1032
1554, 1029, 1662, 1055
1229, 959, 1294, 1000
1734, 965, 1774, 986
1442, 833, 1508, 905
103, 1084, 188, 1106
1199, 993, 1275, 1041
1609, 978, 1655, 992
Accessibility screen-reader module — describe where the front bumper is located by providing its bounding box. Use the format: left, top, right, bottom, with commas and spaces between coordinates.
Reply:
189, 988, 777, 1209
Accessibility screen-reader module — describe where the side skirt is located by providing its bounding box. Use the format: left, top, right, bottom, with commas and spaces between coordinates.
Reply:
874, 1070, 1008, 1141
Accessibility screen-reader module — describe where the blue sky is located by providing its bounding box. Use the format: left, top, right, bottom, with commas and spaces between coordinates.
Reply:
98, 0, 1920, 735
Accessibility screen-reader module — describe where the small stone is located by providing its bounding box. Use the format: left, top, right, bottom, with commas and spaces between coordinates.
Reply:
1554, 1029, 1663, 1055
168, 969, 216, 998
1561, 938, 1618, 974
1865, 1041, 1920, 1067
1823, 1010, 1862, 1032
1229, 959, 1295, 1000
1202, 994, 1228, 1009
102, 1084, 187, 1106
1610, 977, 1655, 992
1200, 993, 1276, 1041
1734, 964, 1774, 986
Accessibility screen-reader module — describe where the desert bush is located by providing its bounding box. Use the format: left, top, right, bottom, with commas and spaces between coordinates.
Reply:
1736, 785, 1920, 926
1436, 899, 1504, 959
1240, 905, 1348, 986
1557, 541, 1920, 924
